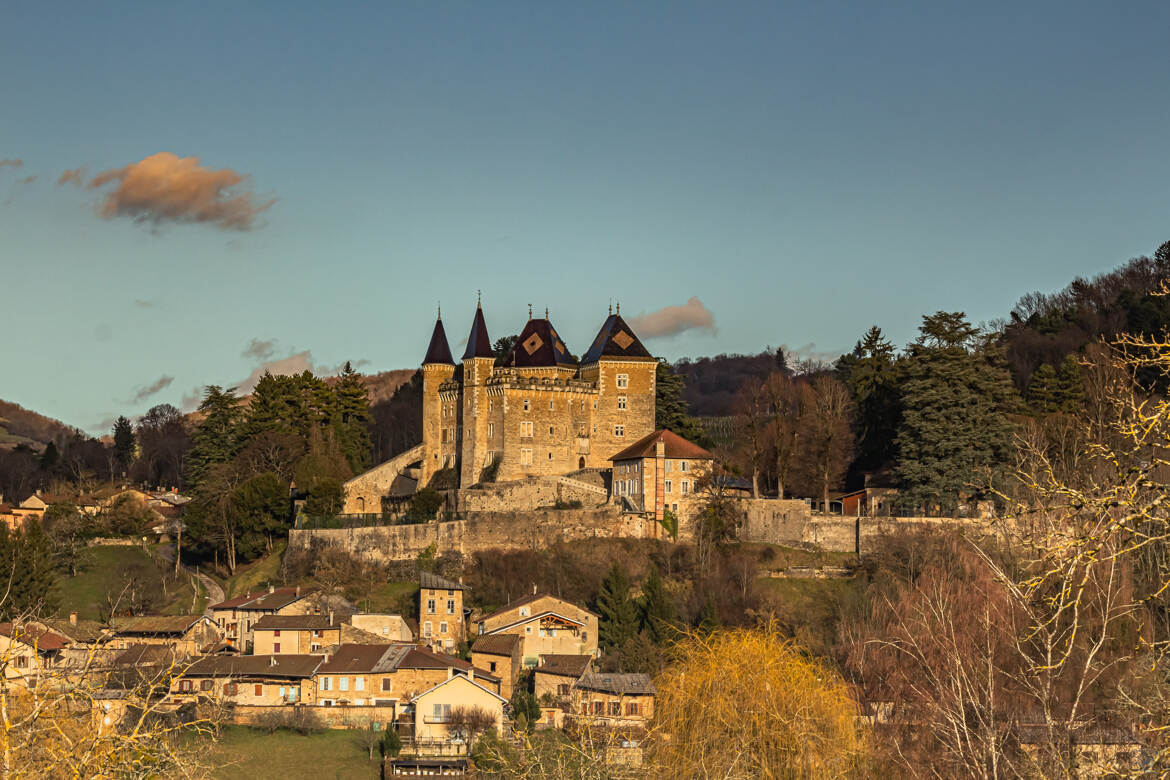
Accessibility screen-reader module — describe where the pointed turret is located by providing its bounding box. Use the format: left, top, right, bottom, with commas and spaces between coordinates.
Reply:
581, 311, 654, 365
423, 313, 455, 366
462, 302, 494, 361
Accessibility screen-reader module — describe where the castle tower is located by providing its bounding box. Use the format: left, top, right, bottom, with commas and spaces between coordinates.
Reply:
460, 299, 496, 486
579, 308, 657, 468
420, 311, 455, 487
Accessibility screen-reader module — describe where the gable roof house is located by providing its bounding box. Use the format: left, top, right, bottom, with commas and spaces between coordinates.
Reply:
109, 615, 222, 656
610, 429, 715, 540
170, 654, 323, 706
209, 585, 318, 652
470, 633, 522, 699
571, 673, 656, 729
0, 622, 70, 682
475, 592, 599, 666
410, 673, 507, 748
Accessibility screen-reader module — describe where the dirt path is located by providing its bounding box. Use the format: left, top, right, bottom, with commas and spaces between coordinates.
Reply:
156, 543, 225, 610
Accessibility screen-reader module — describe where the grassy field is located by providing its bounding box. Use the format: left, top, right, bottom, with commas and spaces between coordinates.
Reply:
55, 545, 201, 621
351, 580, 417, 614
202, 726, 381, 780
225, 540, 286, 597
756, 575, 863, 655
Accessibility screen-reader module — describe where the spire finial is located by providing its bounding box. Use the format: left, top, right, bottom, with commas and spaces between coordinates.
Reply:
608, 301, 613, 316
477, 290, 482, 309
437, 302, 441, 320
616, 301, 620, 315
528, 303, 533, 320
545, 306, 549, 319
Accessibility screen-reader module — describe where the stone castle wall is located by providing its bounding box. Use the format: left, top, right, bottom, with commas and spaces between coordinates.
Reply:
456, 476, 607, 514
342, 444, 424, 515
289, 506, 660, 564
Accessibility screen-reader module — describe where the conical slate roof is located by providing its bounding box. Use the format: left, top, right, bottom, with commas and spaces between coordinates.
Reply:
423, 316, 455, 365
462, 304, 494, 361
503, 318, 577, 369
580, 313, 654, 365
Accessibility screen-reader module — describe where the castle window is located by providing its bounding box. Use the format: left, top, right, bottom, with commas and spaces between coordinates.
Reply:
488, 423, 494, 438
549, 400, 554, 410
524, 399, 531, 412
549, 426, 554, 436
489, 400, 493, 411
680, 461, 688, 472
682, 480, 690, 494
520, 421, 533, 437
593, 401, 597, 409
665, 480, 673, 494
548, 452, 553, 460
520, 449, 533, 465
616, 374, 629, 389
617, 396, 627, 410
614, 425, 624, 437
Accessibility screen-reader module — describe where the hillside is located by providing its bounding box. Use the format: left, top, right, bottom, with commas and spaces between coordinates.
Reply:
357, 368, 415, 405
0, 399, 75, 448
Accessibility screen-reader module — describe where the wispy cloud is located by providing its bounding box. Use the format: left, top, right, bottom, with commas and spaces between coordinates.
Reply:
58, 167, 85, 185
17, 175, 36, 185
628, 297, 716, 339
129, 375, 175, 404
241, 338, 277, 361
133, 299, 154, 309
0, 159, 22, 169
75, 152, 275, 230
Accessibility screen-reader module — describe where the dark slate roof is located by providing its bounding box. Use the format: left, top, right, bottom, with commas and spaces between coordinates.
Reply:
471, 634, 521, 656
610, 429, 715, 462
110, 615, 206, 636
399, 646, 500, 683
536, 654, 592, 678
210, 586, 316, 611
420, 572, 464, 591
318, 643, 411, 674
462, 305, 494, 361
252, 614, 338, 631
185, 654, 323, 679
580, 314, 654, 365
423, 316, 455, 366
503, 318, 576, 369
576, 672, 656, 696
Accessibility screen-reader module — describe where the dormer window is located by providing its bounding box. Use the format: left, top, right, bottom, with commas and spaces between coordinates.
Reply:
519, 607, 529, 617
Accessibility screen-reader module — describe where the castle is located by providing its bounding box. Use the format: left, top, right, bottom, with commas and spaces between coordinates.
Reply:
419, 301, 659, 489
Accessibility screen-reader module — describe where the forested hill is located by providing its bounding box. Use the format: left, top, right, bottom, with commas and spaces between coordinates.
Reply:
674, 351, 782, 417
1003, 240, 1170, 391
0, 400, 76, 448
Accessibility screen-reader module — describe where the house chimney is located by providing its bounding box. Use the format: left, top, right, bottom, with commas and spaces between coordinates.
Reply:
69, 611, 77, 626
532, 584, 537, 595
295, 586, 300, 597
329, 610, 334, 626
268, 584, 275, 594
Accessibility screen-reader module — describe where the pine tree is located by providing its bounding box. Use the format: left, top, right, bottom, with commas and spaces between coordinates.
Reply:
333, 361, 372, 474
1054, 354, 1084, 413
655, 359, 708, 445
1027, 363, 1060, 414
112, 416, 136, 474
895, 312, 1018, 513
838, 325, 901, 472
185, 386, 243, 488
7, 523, 58, 617
597, 562, 639, 650
698, 597, 720, 632
640, 566, 676, 644
245, 372, 298, 440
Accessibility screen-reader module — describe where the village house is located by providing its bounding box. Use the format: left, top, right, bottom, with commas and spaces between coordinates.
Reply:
209, 585, 318, 652
609, 429, 714, 540
409, 673, 507, 747
475, 591, 599, 667
0, 622, 69, 681
12, 614, 112, 668
109, 615, 221, 656
534, 654, 593, 701
418, 572, 466, 653
0, 492, 48, 531
571, 673, 655, 728
314, 643, 500, 709
170, 654, 322, 706
469, 633, 521, 699
252, 614, 340, 655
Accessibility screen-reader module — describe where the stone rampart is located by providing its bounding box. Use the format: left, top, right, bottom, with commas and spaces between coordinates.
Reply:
456, 476, 607, 513
289, 506, 659, 564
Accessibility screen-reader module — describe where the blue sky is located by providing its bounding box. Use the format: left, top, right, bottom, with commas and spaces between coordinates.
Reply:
2, 1, 1169, 434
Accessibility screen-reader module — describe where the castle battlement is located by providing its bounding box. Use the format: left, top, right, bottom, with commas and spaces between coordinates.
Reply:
418, 303, 658, 489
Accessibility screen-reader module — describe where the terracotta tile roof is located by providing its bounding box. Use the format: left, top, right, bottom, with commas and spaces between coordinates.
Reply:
252, 614, 338, 631
576, 672, 656, 696
209, 586, 315, 611
536, 654, 592, 678
318, 644, 412, 674
0, 622, 69, 651
609, 428, 714, 462
185, 654, 323, 679
471, 634, 520, 656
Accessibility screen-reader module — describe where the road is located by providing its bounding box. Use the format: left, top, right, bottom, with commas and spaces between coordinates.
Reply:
156, 543, 225, 611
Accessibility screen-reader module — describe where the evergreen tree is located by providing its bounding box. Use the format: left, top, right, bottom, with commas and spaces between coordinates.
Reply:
837, 325, 901, 473
640, 566, 676, 644
1054, 354, 1084, 412
1, 523, 59, 618
332, 361, 372, 474
185, 386, 243, 488
244, 372, 298, 440
493, 335, 518, 366
112, 416, 136, 474
597, 562, 639, 650
1026, 363, 1060, 414
655, 359, 708, 445
895, 312, 1018, 513
230, 471, 290, 562
698, 597, 720, 632
39, 441, 59, 475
